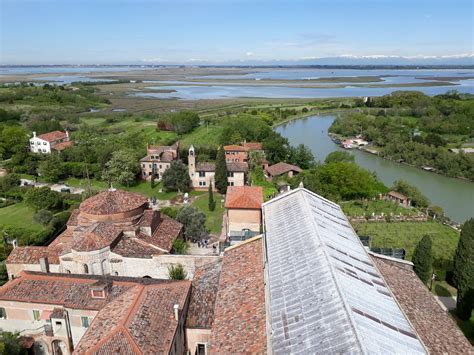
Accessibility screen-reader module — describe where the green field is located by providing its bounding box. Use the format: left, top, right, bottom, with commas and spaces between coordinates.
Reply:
180, 124, 223, 148
0, 202, 45, 232
353, 221, 459, 264
191, 192, 224, 235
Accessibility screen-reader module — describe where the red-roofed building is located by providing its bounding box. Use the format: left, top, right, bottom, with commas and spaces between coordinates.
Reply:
140, 142, 179, 181
225, 186, 263, 245
265, 161, 302, 181
0, 271, 191, 354
209, 236, 267, 353
30, 130, 73, 154
6, 189, 217, 280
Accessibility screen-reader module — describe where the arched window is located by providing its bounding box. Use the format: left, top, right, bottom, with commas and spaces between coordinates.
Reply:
83, 264, 89, 274
142, 276, 152, 279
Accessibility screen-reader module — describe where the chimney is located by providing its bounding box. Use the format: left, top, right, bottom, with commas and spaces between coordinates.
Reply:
39, 257, 50, 273
33, 131, 36, 138
65, 130, 69, 139
90, 279, 112, 299
173, 304, 179, 321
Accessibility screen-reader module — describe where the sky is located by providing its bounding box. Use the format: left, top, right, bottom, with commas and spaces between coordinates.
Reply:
0, 0, 473, 65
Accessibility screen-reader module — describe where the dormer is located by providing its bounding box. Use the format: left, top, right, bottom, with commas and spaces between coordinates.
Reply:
90, 279, 112, 299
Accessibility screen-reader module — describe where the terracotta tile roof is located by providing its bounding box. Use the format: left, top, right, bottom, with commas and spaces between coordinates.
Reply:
388, 191, 409, 200
196, 162, 215, 172
186, 261, 222, 329
226, 162, 248, 172
46, 229, 74, 263
242, 142, 263, 150
80, 189, 148, 216
76, 281, 191, 354
72, 223, 122, 252
139, 215, 183, 252
111, 237, 162, 258
372, 255, 473, 354
210, 236, 267, 353
6, 246, 49, 264
224, 145, 248, 152
0, 272, 132, 310
225, 186, 263, 209
140, 150, 176, 163
67, 208, 79, 226
36, 130, 68, 142
265, 161, 302, 177
52, 140, 74, 151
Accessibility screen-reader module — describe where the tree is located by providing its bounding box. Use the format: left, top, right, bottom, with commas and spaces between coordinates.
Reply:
412, 235, 433, 284
171, 239, 190, 255
290, 144, 316, 169
162, 161, 191, 192
168, 264, 187, 280
176, 206, 208, 241
0, 332, 27, 355
33, 210, 54, 225
0, 173, 20, 193
453, 218, 474, 320
102, 149, 140, 187
159, 111, 200, 134
37, 154, 64, 183
208, 183, 216, 211
25, 187, 63, 211
214, 147, 228, 194
325, 151, 355, 164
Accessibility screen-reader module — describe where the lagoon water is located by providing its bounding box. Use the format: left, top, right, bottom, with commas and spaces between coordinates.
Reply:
276, 115, 474, 223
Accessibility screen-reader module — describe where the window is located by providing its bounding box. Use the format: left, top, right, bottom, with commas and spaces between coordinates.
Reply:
199, 171, 205, 177
197, 343, 207, 355
55, 321, 62, 326
33, 310, 41, 321
83, 264, 89, 274
81, 316, 90, 328
159, 165, 162, 169
227, 172, 234, 177
0, 307, 6, 319
43, 142, 47, 145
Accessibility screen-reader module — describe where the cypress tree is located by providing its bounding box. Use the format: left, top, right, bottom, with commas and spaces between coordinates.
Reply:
208, 183, 216, 211
412, 235, 433, 284
215, 147, 228, 194
453, 218, 474, 320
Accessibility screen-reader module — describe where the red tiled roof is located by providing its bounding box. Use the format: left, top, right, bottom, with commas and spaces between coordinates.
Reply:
6, 247, 49, 264
80, 189, 148, 216
0, 272, 132, 310
226, 162, 248, 172
266, 161, 302, 177
388, 191, 409, 200
186, 261, 222, 329
196, 162, 215, 172
372, 255, 473, 353
224, 145, 248, 152
72, 223, 122, 252
52, 140, 74, 151
140, 215, 183, 252
225, 186, 263, 209
76, 281, 191, 354
111, 237, 163, 258
242, 142, 263, 150
67, 208, 79, 226
210, 236, 267, 353
36, 130, 68, 142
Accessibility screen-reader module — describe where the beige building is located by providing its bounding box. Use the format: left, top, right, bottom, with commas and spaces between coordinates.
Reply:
0, 271, 191, 354
140, 142, 179, 181
188, 145, 247, 190
225, 186, 263, 245
6, 189, 217, 280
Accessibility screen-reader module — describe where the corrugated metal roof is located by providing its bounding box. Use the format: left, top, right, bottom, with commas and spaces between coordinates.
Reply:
262, 188, 427, 354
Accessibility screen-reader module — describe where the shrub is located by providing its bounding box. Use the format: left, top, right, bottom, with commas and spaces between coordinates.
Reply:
171, 239, 190, 255
33, 210, 54, 226
160, 206, 180, 219
168, 264, 187, 280
412, 235, 433, 284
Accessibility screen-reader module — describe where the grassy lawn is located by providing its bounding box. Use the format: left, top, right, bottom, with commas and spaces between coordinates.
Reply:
180, 124, 223, 148
0, 202, 45, 232
341, 200, 419, 217
352, 221, 459, 263
431, 280, 457, 297
191, 192, 224, 235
